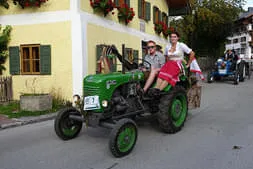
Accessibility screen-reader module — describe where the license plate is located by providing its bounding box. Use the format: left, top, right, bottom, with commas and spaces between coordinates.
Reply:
218, 69, 226, 74
84, 96, 100, 110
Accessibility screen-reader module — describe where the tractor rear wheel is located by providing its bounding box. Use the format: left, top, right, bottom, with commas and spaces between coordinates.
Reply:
239, 61, 245, 82
157, 86, 188, 134
109, 118, 138, 158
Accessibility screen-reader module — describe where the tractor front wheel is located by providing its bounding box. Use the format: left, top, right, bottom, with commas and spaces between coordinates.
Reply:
157, 86, 188, 134
54, 107, 83, 140
109, 118, 138, 158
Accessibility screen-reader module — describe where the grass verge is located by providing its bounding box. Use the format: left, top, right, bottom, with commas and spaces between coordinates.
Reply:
0, 101, 67, 119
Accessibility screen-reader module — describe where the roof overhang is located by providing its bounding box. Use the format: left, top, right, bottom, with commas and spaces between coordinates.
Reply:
167, 0, 192, 16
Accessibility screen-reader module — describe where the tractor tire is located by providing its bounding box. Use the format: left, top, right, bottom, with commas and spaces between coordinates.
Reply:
245, 63, 251, 80
239, 61, 245, 82
109, 118, 138, 158
207, 71, 214, 83
157, 86, 188, 134
54, 107, 83, 140
233, 70, 239, 85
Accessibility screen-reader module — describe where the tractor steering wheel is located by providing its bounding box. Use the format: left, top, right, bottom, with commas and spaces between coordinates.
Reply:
138, 59, 152, 72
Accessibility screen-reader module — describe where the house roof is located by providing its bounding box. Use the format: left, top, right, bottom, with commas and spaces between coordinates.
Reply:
238, 7, 253, 20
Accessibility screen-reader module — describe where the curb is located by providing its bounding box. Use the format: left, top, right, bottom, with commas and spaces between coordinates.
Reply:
0, 113, 57, 130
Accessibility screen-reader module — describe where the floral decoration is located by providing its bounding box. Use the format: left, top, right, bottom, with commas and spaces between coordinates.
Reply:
13, 0, 48, 8
117, 3, 135, 25
154, 21, 164, 34
162, 25, 175, 38
90, 0, 115, 17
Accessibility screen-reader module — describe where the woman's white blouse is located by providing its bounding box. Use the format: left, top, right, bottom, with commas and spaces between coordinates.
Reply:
164, 42, 192, 61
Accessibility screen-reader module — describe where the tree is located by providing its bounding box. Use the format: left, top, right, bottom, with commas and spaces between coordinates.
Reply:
0, 25, 12, 75
170, 0, 246, 57
0, 0, 9, 9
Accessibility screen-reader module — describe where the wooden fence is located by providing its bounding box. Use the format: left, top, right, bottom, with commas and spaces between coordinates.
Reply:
0, 76, 13, 102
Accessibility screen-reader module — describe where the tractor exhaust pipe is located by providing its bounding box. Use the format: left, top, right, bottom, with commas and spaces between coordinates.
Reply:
122, 44, 125, 74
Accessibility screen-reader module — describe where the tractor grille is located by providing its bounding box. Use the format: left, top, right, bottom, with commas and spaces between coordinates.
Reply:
83, 86, 100, 96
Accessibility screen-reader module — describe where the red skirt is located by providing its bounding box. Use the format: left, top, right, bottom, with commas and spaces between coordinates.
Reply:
158, 60, 181, 86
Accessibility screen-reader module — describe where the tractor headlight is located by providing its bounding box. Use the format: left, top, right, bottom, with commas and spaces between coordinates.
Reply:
102, 100, 108, 107
72, 94, 81, 107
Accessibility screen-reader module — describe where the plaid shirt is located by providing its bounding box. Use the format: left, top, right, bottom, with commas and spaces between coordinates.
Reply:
144, 52, 165, 69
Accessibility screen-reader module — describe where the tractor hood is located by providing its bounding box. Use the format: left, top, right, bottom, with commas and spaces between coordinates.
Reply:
83, 71, 144, 98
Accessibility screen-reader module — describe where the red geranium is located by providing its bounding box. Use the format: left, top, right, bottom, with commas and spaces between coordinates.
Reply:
117, 3, 135, 25
90, 0, 115, 17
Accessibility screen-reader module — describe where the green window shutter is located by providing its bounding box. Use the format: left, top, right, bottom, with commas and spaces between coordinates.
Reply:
40, 45, 51, 75
125, 0, 130, 6
114, 0, 119, 6
162, 12, 166, 22
145, 2, 151, 21
158, 10, 162, 22
138, 0, 142, 18
166, 15, 169, 26
133, 50, 139, 62
9, 46, 20, 75
153, 6, 156, 23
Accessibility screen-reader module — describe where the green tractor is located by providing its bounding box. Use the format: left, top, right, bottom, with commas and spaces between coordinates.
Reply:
54, 45, 199, 157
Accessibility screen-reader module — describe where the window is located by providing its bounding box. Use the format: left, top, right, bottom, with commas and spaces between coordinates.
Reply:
9, 45, 51, 75
125, 48, 139, 64
21, 45, 40, 74
141, 41, 147, 59
152, 6, 163, 24
241, 37, 246, 42
241, 48, 245, 54
138, 0, 151, 21
96, 44, 117, 74
233, 39, 238, 43
162, 12, 168, 25
115, 0, 130, 7
154, 6, 159, 23
139, 0, 145, 19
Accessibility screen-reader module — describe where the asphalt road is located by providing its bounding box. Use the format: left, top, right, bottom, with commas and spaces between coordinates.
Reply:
1, 78, 253, 169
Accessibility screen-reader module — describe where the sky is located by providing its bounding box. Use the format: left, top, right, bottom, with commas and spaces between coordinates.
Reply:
243, 0, 253, 10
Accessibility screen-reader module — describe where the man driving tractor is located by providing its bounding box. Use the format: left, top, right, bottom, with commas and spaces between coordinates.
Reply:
142, 40, 165, 93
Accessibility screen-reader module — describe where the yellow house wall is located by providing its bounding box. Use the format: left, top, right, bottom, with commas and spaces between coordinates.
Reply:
81, 0, 169, 37
3, 21, 73, 101
0, 0, 70, 16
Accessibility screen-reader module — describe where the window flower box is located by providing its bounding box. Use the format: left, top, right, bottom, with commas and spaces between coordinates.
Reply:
90, 0, 115, 17
117, 3, 135, 25
13, 0, 48, 8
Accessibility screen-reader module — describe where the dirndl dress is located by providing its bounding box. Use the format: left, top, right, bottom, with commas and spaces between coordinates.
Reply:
158, 60, 182, 86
